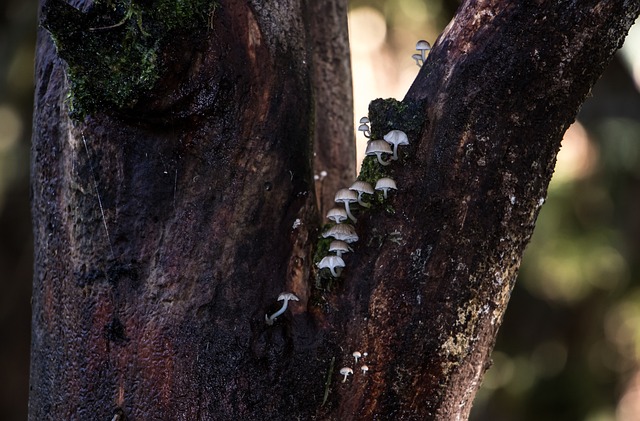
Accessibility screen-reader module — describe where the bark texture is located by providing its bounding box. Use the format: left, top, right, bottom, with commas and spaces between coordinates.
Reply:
29, 0, 639, 420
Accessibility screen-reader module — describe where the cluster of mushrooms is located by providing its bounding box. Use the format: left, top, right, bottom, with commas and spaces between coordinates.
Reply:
411, 39, 431, 68
316, 117, 410, 283
339, 350, 370, 383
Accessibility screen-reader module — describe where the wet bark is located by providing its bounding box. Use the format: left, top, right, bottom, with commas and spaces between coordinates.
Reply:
29, 1, 639, 420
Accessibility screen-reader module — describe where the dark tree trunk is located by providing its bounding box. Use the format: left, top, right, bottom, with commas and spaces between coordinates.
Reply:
29, 1, 639, 420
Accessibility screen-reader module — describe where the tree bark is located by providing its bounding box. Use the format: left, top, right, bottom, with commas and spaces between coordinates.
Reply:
29, 1, 639, 420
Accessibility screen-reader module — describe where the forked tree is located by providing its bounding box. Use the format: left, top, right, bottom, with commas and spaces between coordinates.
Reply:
29, 0, 640, 419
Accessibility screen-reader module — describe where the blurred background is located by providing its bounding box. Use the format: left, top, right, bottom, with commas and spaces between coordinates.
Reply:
1, 1, 639, 420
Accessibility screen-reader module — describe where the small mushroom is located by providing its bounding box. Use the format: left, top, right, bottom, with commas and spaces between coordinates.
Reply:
326, 207, 348, 224
358, 123, 371, 138
265, 292, 300, 325
359, 116, 370, 124
335, 188, 359, 222
411, 53, 423, 67
339, 367, 354, 383
349, 181, 374, 208
322, 223, 359, 243
317, 255, 346, 277
329, 240, 352, 257
383, 130, 409, 161
416, 39, 431, 62
361, 365, 369, 374
365, 140, 393, 166
353, 351, 362, 363
375, 177, 397, 199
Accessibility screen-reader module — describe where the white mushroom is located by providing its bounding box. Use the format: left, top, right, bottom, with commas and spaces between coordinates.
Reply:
416, 39, 431, 63
365, 140, 393, 166
383, 130, 409, 161
375, 177, 397, 199
265, 292, 300, 325
322, 224, 359, 244
326, 207, 348, 224
361, 365, 369, 374
353, 351, 362, 363
359, 116, 370, 124
317, 255, 345, 277
411, 53, 423, 67
328, 240, 352, 257
339, 367, 354, 383
349, 181, 374, 208
358, 123, 371, 139
335, 188, 359, 222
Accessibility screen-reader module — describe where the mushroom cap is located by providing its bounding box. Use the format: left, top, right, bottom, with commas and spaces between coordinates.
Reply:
375, 177, 397, 191
416, 39, 431, 51
317, 255, 345, 271
326, 207, 348, 223
352, 351, 362, 358
277, 292, 300, 302
349, 181, 374, 195
335, 188, 358, 203
383, 130, 409, 147
359, 116, 370, 124
361, 365, 369, 373
411, 53, 423, 61
365, 140, 393, 156
322, 224, 359, 243
329, 240, 352, 254
358, 123, 370, 132
339, 367, 354, 376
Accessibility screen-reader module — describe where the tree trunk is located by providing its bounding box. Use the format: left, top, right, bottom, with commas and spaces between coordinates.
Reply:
29, 1, 639, 420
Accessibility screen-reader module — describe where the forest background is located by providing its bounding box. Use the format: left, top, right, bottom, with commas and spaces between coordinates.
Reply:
1, 0, 640, 420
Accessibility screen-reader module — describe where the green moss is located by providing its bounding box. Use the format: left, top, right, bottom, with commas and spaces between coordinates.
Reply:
42, 0, 217, 119
368, 97, 425, 140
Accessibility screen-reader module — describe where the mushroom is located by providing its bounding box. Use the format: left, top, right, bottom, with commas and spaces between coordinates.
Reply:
411, 53, 423, 67
383, 130, 409, 161
353, 351, 362, 363
317, 255, 346, 277
329, 240, 352, 257
365, 140, 393, 166
361, 365, 369, 374
375, 177, 397, 199
358, 123, 371, 138
335, 188, 359, 222
339, 367, 354, 383
326, 207, 348, 224
322, 223, 359, 244
349, 181, 374, 208
265, 292, 300, 325
416, 39, 431, 62
359, 116, 370, 124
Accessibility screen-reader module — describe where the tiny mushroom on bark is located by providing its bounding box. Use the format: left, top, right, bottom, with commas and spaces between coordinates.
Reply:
411, 53, 423, 67
359, 116, 370, 124
375, 177, 397, 199
365, 140, 393, 166
358, 123, 371, 138
265, 292, 300, 325
317, 255, 346, 277
349, 181, 374, 208
335, 188, 359, 222
361, 365, 369, 374
328, 240, 352, 257
339, 367, 354, 383
326, 207, 348, 224
353, 351, 362, 363
322, 223, 359, 244
383, 130, 409, 161
416, 39, 431, 62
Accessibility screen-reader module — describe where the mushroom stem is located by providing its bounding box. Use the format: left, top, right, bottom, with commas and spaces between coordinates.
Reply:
392, 145, 400, 161
376, 154, 391, 166
382, 189, 389, 199
329, 266, 339, 277
265, 298, 290, 325
344, 203, 357, 222
356, 192, 370, 208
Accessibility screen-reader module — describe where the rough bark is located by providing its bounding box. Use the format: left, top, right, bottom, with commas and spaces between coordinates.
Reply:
29, 1, 639, 421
